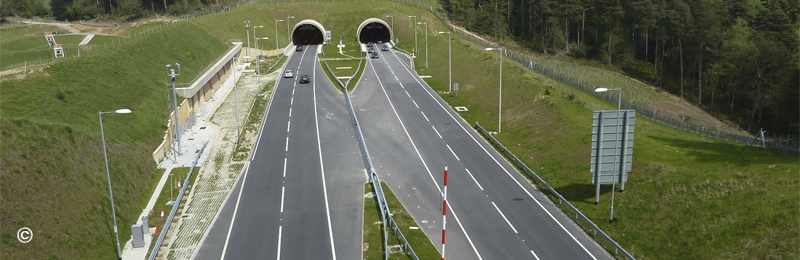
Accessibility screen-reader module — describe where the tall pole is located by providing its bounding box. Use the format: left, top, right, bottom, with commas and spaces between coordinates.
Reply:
254, 26, 263, 81
168, 64, 182, 155
442, 166, 448, 260
276, 19, 283, 54
409, 16, 416, 57
610, 88, 621, 223
440, 31, 451, 92
386, 16, 393, 37
499, 49, 503, 133
233, 58, 240, 144
99, 109, 131, 260
287, 16, 294, 44
244, 21, 250, 60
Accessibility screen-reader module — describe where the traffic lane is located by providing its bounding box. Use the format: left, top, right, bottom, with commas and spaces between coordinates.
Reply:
369, 56, 535, 259
384, 50, 611, 259
312, 56, 366, 260
355, 57, 482, 260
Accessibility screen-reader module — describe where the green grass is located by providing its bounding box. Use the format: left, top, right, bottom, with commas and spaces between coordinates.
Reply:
406, 15, 799, 259
144, 167, 201, 258
0, 21, 227, 259
233, 80, 276, 161
364, 182, 439, 260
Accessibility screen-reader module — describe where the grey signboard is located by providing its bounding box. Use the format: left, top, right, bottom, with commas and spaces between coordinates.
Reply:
591, 110, 635, 186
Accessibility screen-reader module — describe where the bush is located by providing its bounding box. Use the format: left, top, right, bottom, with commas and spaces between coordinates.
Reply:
544, 87, 553, 96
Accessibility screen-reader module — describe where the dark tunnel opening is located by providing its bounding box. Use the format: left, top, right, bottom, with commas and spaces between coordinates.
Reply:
292, 24, 324, 45
358, 22, 391, 43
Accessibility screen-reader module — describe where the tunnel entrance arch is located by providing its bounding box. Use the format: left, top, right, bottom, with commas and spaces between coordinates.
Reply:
357, 18, 392, 44
292, 19, 325, 45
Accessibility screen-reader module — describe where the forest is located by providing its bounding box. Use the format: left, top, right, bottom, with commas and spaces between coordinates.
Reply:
442, 0, 799, 134
1, 0, 799, 134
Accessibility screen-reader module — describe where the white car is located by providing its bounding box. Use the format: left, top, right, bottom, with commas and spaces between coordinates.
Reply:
284, 70, 294, 78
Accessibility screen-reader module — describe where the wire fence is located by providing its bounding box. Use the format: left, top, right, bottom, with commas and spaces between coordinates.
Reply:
428, 9, 799, 155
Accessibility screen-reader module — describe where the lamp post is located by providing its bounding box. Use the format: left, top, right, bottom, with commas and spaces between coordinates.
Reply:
166, 63, 182, 155
438, 31, 451, 92
408, 15, 416, 57
287, 16, 295, 44
244, 21, 251, 61
485, 47, 503, 133
99, 108, 132, 260
386, 15, 393, 37
417, 22, 427, 69
233, 58, 240, 145
275, 19, 284, 55
594, 87, 622, 224
253, 25, 264, 79
256, 37, 269, 85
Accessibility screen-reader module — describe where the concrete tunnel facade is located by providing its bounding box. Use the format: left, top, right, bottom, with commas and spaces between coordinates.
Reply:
292, 19, 325, 45
357, 18, 392, 44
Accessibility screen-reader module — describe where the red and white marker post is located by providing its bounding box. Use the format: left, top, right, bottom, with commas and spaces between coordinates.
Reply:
442, 166, 448, 260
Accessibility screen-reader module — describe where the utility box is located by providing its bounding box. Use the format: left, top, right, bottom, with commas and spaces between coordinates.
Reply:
131, 224, 145, 248
141, 216, 149, 234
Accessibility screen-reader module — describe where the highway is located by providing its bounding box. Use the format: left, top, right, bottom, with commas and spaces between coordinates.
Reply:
350, 48, 612, 259
194, 44, 365, 260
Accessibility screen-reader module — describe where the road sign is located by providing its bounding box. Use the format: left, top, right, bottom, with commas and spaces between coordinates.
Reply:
454, 83, 459, 96
591, 110, 635, 203
325, 31, 331, 41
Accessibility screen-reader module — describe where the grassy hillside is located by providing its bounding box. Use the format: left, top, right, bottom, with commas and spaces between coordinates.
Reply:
408, 16, 799, 259
0, 22, 227, 259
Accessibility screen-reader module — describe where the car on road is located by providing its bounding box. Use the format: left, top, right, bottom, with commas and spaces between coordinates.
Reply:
382, 45, 389, 51
367, 42, 373, 47
299, 75, 310, 84
296, 45, 303, 51
368, 47, 375, 53
284, 70, 294, 78
370, 52, 379, 59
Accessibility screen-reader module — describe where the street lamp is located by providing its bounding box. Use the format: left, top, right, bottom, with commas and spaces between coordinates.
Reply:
438, 31, 451, 92
166, 63, 182, 156
232, 58, 240, 145
275, 19, 284, 54
594, 87, 622, 224
408, 15, 416, 57
256, 37, 269, 85
287, 16, 295, 44
244, 21, 251, 61
385, 15, 393, 35
485, 47, 503, 133
99, 108, 132, 260
417, 22, 427, 69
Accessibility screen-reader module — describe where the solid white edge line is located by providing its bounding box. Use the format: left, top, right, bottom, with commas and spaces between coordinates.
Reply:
219, 163, 252, 260
388, 47, 598, 260
431, 125, 443, 139
420, 111, 429, 122
277, 226, 282, 260
531, 250, 541, 260
412, 100, 419, 108
280, 186, 285, 212
491, 201, 518, 233
368, 57, 483, 260
464, 168, 484, 190
446, 144, 460, 161
313, 56, 338, 260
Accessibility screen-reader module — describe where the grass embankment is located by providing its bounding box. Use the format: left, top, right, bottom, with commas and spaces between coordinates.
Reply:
233, 80, 277, 161
144, 167, 201, 257
320, 42, 366, 92
364, 182, 439, 260
0, 25, 126, 71
0, 22, 228, 259
408, 17, 799, 259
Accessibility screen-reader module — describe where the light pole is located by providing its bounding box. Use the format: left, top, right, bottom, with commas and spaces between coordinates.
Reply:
166, 63, 182, 155
253, 25, 263, 52
386, 15, 393, 36
256, 37, 269, 85
408, 15, 416, 57
253, 25, 264, 78
244, 21, 251, 61
438, 31, 451, 92
275, 19, 284, 54
287, 16, 295, 44
594, 87, 622, 224
485, 47, 503, 133
99, 108, 132, 260
417, 22, 427, 69
233, 58, 240, 145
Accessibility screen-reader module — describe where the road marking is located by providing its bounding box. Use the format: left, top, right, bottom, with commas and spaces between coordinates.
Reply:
412, 100, 419, 108
219, 162, 252, 260
531, 250, 541, 260
289, 107, 292, 117
292, 87, 295, 95
313, 59, 338, 260
285, 137, 289, 152
290, 96, 293, 106
465, 168, 484, 190
283, 158, 287, 178
395, 75, 399, 81
492, 202, 518, 233
431, 125, 443, 139
280, 186, 285, 212
420, 111, 429, 122
277, 226, 283, 260
446, 144, 460, 161
287, 121, 291, 133
388, 49, 598, 259
368, 58, 483, 260
405, 90, 411, 97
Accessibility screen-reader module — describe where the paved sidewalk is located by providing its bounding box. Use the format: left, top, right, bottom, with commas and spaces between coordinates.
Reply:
120, 61, 253, 260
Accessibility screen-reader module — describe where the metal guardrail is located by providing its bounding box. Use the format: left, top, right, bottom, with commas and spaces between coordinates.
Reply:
266, 53, 285, 74
474, 122, 635, 260
335, 60, 420, 259
148, 142, 208, 260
